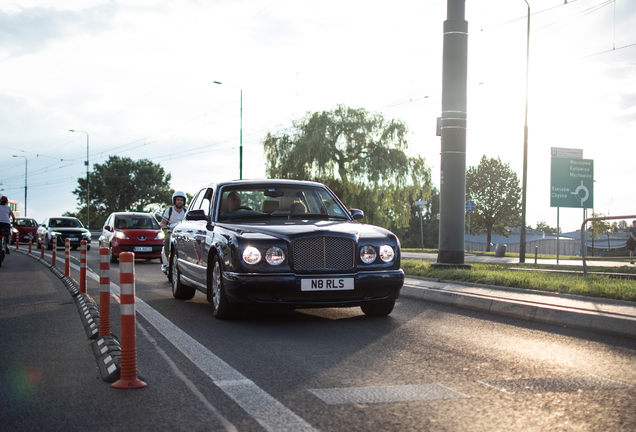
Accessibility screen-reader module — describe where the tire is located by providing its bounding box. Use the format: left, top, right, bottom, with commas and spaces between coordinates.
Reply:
171, 250, 195, 300
360, 299, 396, 317
109, 245, 118, 263
207, 256, 242, 320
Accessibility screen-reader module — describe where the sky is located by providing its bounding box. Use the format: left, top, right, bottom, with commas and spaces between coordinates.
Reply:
1, 0, 635, 233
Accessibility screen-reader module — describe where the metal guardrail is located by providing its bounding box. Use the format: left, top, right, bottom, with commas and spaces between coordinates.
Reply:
581, 214, 636, 276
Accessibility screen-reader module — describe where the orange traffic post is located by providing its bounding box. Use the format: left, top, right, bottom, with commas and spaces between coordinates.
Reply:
40, 238, 44, 259
534, 246, 538, 264
28, 234, 32, 254
112, 252, 146, 389
64, 238, 71, 277
51, 236, 57, 267
15, 236, 19, 250
99, 247, 111, 337
80, 241, 87, 294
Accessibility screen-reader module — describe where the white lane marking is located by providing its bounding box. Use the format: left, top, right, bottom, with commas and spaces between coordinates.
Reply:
137, 322, 238, 432
309, 384, 468, 405
64, 255, 319, 432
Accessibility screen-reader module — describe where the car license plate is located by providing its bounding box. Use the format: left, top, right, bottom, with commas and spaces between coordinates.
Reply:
67, 237, 79, 242
134, 246, 153, 252
301, 278, 353, 291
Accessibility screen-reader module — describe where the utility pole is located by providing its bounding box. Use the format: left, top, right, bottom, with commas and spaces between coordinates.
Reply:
435, 0, 469, 268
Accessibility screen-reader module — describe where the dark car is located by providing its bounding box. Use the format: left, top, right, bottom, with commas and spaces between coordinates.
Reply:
169, 179, 404, 319
37, 217, 92, 250
11, 218, 38, 244
99, 212, 164, 262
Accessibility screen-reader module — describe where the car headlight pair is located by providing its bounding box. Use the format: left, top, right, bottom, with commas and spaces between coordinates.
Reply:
360, 245, 395, 264
243, 246, 285, 266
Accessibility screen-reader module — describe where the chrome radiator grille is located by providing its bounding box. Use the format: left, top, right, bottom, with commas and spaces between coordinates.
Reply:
292, 237, 355, 271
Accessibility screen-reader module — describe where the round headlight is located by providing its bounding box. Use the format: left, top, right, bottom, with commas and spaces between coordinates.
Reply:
360, 245, 377, 264
379, 245, 395, 262
265, 246, 285, 266
242, 246, 262, 265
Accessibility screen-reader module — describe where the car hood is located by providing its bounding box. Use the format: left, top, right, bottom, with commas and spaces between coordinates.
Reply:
218, 220, 395, 242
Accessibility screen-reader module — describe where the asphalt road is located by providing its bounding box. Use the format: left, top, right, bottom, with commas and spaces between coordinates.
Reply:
2, 247, 636, 431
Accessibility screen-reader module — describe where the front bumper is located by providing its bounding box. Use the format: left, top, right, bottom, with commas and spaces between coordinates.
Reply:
223, 269, 404, 307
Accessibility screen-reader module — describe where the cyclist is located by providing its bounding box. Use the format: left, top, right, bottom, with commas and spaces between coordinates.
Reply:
0, 196, 16, 256
159, 191, 187, 272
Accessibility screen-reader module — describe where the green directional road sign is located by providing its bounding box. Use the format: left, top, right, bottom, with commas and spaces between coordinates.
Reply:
550, 157, 594, 208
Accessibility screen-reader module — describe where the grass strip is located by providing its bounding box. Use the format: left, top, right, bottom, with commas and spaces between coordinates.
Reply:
402, 260, 636, 302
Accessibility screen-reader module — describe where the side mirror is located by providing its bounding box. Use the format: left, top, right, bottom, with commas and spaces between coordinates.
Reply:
186, 209, 207, 221
104, 226, 111, 232
350, 209, 364, 220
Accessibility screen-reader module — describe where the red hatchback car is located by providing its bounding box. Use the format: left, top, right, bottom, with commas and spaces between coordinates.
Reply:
11, 218, 39, 244
99, 212, 164, 263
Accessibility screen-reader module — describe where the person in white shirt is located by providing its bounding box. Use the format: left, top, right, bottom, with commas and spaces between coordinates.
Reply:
0, 196, 16, 255
159, 191, 187, 268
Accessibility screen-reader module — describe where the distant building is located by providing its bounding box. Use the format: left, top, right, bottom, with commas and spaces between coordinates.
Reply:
465, 226, 629, 256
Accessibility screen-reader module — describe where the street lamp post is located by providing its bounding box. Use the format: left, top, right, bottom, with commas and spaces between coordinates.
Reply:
519, 0, 531, 263
69, 130, 90, 227
213, 81, 243, 179
12, 155, 27, 216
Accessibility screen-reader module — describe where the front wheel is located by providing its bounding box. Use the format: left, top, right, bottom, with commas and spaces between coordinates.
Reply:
207, 256, 242, 320
171, 250, 195, 300
360, 299, 396, 317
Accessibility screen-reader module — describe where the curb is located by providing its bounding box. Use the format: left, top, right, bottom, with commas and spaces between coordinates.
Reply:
401, 279, 636, 338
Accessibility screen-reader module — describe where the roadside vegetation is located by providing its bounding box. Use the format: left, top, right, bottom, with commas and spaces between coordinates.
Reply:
402, 251, 636, 302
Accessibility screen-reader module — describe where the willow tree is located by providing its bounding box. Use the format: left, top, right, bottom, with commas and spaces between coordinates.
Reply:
263, 105, 431, 229
466, 155, 521, 251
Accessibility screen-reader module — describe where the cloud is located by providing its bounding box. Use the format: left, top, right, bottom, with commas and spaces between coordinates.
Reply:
0, 5, 115, 59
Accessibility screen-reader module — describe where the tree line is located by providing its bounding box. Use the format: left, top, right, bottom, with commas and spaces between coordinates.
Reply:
69, 104, 568, 250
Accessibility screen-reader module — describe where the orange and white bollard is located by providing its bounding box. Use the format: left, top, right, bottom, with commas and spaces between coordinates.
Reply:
80, 241, 87, 294
534, 246, 538, 264
28, 234, 32, 254
99, 247, 111, 337
64, 238, 71, 277
40, 237, 45, 259
51, 236, 57, 267
15, 235, 19, 250
112, 252, 146, 389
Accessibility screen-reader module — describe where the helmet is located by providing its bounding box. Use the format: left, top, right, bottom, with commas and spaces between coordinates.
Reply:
0, 196, 7, 205
172, 191, 186, 206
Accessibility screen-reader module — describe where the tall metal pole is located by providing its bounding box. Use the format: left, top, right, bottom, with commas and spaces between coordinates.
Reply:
239, 87, 243, 180
12, 155, 27, 216
213, 81, 243, 179
519, 0, 531, 262
436, 0, 468, 267
69, 130, 89, 227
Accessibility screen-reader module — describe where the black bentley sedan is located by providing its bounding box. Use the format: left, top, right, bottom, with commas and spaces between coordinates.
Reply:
169, 179, 404, 319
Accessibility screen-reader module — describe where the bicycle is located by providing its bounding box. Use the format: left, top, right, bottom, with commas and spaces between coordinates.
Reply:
0, 225, 10, 268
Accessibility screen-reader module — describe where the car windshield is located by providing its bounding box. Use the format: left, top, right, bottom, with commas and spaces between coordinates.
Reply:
114, 215, 159, 230
217, 184, 350, 221
50, 218, 83, 228
17, 219, 37, 227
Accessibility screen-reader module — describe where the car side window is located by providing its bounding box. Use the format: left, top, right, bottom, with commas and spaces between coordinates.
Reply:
200, 188, 213, 217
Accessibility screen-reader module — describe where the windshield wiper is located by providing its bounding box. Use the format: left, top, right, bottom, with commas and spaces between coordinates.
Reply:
288, 213, 349, 220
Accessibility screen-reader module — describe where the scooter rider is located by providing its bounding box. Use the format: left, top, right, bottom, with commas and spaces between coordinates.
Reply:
159, 191, 187, 271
